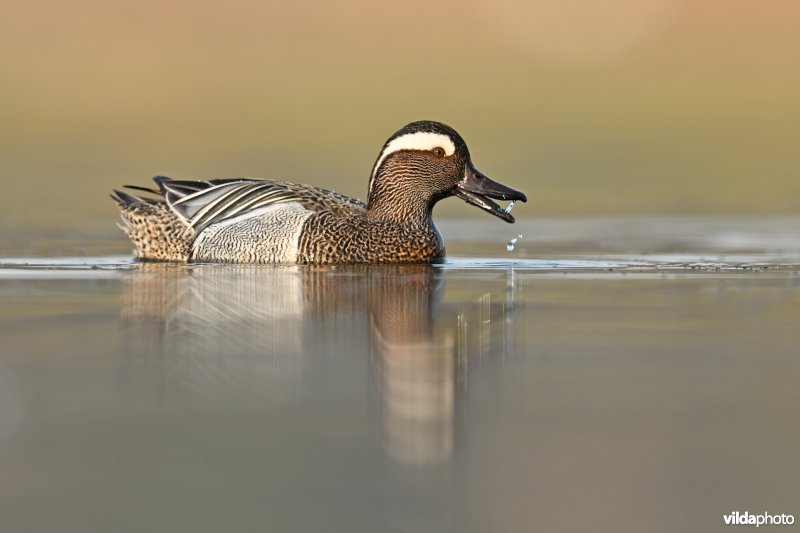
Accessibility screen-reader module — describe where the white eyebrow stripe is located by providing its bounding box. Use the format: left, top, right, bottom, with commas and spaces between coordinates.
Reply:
371, 132, 456, 182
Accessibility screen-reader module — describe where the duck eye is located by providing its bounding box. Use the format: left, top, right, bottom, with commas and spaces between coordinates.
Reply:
432, 147, 446, 157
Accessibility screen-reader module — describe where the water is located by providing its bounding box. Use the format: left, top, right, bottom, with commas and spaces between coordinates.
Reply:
1, 217, 799, 532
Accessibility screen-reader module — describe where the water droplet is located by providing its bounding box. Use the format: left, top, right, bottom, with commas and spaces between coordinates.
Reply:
506, 234, 523, 253
506, 236, 520, 252
504, 200, 516, 214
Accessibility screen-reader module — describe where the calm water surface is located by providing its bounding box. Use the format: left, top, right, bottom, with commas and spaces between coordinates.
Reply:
1, 218, 799, 533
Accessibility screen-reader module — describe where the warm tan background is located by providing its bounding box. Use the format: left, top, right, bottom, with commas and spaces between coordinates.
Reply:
1, 0, 799, 232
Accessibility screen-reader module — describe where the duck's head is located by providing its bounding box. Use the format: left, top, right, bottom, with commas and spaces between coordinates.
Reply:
367, 120, 527, 223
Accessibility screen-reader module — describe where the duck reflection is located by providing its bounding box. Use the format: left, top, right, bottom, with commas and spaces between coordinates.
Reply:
366, 267, 455, 465
121, 262, 463, 464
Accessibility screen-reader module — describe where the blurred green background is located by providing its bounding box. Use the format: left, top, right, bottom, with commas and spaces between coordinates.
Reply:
1, 0, 799, 234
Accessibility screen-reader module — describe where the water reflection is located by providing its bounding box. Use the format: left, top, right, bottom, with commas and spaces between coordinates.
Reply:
122, 264, 314, 407
365, 267, 454, 465
121, 263, 513, 465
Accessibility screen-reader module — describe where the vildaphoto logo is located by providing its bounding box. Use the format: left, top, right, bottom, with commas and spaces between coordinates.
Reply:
723, 511, 795, 527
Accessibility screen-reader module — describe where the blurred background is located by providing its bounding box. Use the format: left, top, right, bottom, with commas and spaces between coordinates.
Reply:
1, 0, 798, 237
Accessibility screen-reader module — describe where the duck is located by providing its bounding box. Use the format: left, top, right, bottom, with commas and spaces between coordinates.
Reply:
111, 120, 527, 264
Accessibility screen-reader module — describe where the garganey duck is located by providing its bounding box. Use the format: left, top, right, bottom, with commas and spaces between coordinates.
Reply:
111, 120, 527, 264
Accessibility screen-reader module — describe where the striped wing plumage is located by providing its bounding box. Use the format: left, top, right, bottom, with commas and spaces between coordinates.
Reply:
152, 176, 365, 232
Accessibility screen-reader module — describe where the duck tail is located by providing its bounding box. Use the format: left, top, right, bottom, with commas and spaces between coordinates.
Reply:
111, 186, 194, 262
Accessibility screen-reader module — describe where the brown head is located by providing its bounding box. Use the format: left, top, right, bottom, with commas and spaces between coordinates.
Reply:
367, 120, 527, 223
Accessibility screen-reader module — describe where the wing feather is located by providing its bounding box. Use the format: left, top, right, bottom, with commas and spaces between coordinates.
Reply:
153, 176, 365, 232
